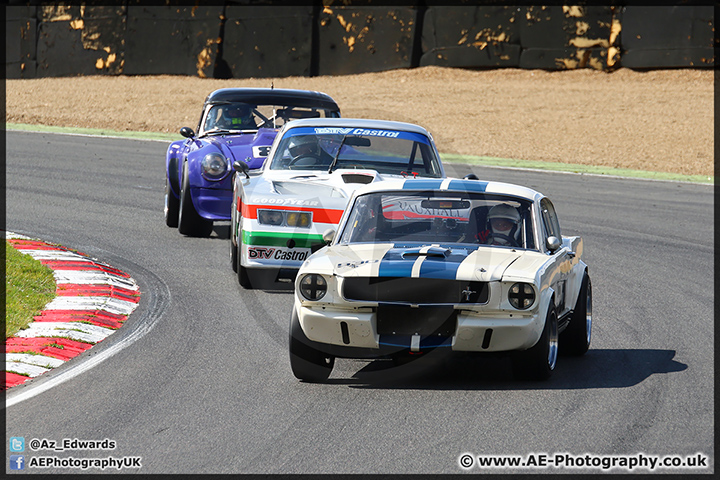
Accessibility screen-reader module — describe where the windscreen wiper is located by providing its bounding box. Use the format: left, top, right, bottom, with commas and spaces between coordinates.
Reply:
204, 128, 232, 136
327, 135, 348, 173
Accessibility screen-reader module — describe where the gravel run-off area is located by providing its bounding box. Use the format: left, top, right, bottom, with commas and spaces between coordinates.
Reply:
5, 67, 714, 178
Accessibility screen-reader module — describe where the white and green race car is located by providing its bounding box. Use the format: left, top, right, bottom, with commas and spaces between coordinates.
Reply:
229, 118, 447, 289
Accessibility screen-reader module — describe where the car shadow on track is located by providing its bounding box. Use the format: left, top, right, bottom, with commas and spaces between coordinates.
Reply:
322, 349, 687, 390
212, 224, 231, 239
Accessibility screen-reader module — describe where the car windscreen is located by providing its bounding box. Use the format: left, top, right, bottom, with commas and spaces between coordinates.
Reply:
338, 191, 536, 250
268, 126, 443, 177
200, 103, 339, 135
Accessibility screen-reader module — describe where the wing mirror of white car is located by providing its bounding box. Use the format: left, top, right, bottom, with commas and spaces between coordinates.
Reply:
546, 236, 561, 253
233, 160, 250, 179
322, 228, 336, 244
180, 126, 195, 138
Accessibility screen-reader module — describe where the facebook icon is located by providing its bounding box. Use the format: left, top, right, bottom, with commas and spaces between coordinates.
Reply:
10, 455, 25, 470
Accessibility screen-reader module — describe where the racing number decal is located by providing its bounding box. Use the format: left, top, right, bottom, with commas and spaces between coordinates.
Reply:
252, 146, 272, 158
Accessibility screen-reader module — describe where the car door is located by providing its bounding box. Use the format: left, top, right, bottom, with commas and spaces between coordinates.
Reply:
539, 197, 573, 318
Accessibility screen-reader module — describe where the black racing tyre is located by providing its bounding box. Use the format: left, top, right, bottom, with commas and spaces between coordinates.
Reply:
289, 307, 334, 382
164, 177, 180, 228
236, 240, 251, 289
234, 224, 251, 288
230, 230, 238, 273
560, 274, 592, 356
512, 303, 558, 381
230, 183, 239, 272
178, 163, 213, 237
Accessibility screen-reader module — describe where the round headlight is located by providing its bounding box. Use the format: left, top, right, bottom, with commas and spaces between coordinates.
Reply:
201, 153, 228, 180
299, 274, 327, 301
508, 282, 535, 310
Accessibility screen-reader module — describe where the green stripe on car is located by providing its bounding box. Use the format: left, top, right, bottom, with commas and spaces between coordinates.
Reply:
243, 231, 324, 248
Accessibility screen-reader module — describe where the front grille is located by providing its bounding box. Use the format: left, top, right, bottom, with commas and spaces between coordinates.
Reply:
342, 277, 488, 304
377, 306, 456, 336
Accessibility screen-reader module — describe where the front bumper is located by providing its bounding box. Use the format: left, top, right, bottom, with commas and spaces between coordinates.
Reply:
240, 228, 326, 269
297, 304, 545, 357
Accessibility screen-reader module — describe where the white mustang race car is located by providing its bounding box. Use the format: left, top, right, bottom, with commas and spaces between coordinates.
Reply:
289, 178, 592, 382
230, 118, 446, 289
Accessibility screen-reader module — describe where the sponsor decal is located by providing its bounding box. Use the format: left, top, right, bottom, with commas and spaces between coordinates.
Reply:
248, 247, 275, 259
337, 259, 380, 269
382, 199, 470, 221
312, 127, 400, 138
349, 128, 400, 138
250, 197, 320, 206
315, 127, 353, 135
248, 247, 309, 262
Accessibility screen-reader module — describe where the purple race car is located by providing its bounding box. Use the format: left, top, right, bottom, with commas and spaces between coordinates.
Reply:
164, 88, 341, 236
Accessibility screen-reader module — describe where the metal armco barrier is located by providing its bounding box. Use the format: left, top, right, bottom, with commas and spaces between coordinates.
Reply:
4, 4, 715, 79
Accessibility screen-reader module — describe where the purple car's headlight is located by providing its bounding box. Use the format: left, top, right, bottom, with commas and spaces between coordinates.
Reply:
201, 153, 228, 180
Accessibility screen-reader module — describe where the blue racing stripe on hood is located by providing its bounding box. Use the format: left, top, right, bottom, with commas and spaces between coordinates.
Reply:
417, 251, 468, 279
377, 244, 480, 279
377, 246, 415, 277
418, 245, 480, 279
402, 179, 445, 190
448, 179, 489, 192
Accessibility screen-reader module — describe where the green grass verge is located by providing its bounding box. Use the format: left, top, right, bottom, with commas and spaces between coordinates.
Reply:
6, 122, 712, 185
5, 242, 57, 339
440, 153, 714, 185
5, 122, 181, 142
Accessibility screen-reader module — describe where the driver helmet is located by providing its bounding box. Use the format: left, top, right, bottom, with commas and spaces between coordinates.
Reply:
216, 104, 254, 129
287, 135, 320, 160
487, 203, 521, 245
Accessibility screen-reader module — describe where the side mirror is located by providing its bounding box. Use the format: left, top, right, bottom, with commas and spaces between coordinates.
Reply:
322, 228, 336, 244
463, 173, 479, 180
180, 127, 195, 138
233, 160, 250, 179
546, 236, 561, 253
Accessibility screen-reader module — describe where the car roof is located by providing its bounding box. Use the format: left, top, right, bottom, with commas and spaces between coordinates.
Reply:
281, 117, 433, 136
204, 88, 339, 111
349, 178, 544, 202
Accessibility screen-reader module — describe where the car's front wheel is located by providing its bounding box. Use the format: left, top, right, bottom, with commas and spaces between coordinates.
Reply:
164, 177, 180, 228
512, 303, 558, 380
289, 307, 335, 382
230, 232, 238, 273
236, 242, 251, 289
178, 163, 213, 237
560, 274, 592, 356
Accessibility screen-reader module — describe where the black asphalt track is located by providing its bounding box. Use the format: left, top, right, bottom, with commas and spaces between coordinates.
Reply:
5, 131, 714, 474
